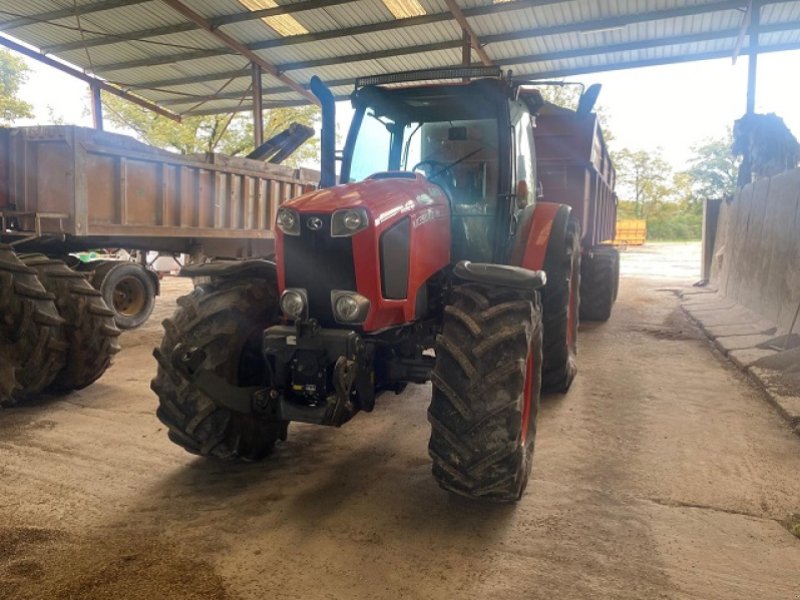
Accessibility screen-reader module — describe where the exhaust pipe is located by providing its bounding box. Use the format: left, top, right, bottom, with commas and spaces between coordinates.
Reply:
310, 76, 336, 188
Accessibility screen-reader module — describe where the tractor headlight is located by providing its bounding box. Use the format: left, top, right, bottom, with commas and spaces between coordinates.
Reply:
276, 207, 300, 236
331, 208, 369, 237
280, 288, 307, 320
331, 290, 370, 324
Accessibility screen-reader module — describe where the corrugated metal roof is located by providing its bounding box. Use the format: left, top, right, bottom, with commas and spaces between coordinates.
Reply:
0, 0, 798, 116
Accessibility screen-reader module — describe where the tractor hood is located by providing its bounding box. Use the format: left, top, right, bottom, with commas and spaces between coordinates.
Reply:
282, 173, 448, 224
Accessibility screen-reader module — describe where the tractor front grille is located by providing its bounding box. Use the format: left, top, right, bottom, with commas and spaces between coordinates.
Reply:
283, 213, 357, 327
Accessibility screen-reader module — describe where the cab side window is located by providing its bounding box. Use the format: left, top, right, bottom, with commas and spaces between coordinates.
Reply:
515, 112, 536, 207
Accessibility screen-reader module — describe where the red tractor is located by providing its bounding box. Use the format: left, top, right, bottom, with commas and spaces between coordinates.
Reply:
152, 67, 582, 501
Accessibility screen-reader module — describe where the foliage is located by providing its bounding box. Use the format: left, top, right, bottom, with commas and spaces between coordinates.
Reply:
0, 49, 34, 125
101, 93, 319, 167
686, 130, 739, 199
613, 135, 738, 241
614, 148, 671, 218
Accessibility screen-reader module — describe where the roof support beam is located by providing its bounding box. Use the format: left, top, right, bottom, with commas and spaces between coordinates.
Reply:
155, 20, 800, 111
42, 0, 357, 53
746, 1, 761, 114
252, 63, 263, 148
444, 0, 492, 66
90, 84, 103, 130
116, 0, 749, 79
157, 0, 318, 105
182, 39, 800, 118
0, 34, 180, 122
273, 20, 800, 73
91, 0, 577, 71
0, 0, 149, 32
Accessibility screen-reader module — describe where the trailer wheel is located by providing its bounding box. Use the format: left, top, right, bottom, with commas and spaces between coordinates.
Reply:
20, 255, 121, 391
579, 246, 619, 322
97, 263, 156, 330
429, 282, 543, 502
151, 276, 285, 460
0, 246, 66, 405
541, 218, 581, 393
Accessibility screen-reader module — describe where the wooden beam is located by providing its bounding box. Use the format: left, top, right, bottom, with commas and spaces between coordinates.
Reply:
444, 0, 492, 66
0, 35, 180, 122
158, 0, 318, 105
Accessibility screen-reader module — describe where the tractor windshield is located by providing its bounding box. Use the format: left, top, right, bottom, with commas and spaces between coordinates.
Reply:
344, 82, 509, 262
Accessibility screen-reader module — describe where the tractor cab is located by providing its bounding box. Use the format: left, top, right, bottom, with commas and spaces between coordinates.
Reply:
341, 74, 542, 264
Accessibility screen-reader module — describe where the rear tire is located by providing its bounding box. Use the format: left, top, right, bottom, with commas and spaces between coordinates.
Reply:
0, 246, 66, 405
579, 246, 619, 322
429, 283, 543, 502
541, 218, 581, 393
151, 276, 284, 460
20, 255, 121, 391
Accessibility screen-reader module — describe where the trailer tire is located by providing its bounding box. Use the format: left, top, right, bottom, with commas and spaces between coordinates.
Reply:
0, 246, 66, 405
20, 255, 121, 391
97, 263, 156, 330
151, 276, 285, 460
429, 283, 543, 502
541, 217, 581, 393
579, 246, 619, 322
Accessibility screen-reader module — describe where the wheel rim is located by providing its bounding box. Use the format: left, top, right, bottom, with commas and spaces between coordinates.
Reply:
112, 276, 147, 316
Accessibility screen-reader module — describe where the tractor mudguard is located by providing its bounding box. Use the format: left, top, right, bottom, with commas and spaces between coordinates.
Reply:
510, 202, 572, 272
180, 259, 277, 281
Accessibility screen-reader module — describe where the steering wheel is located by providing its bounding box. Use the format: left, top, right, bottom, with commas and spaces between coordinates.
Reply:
412, 159, 446, 177
412, 159, 457, 193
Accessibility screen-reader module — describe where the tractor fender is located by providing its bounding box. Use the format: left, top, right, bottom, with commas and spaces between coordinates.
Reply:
510, 202, 572, 272
179, 258, 277, 281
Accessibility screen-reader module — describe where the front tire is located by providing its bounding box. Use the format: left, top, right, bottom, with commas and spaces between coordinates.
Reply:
428, 283, 543, 502
541, 218, 581, 393
151, 276, 284, 460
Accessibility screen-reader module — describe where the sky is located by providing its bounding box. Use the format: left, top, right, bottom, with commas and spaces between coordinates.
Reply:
15, 48, 800, 172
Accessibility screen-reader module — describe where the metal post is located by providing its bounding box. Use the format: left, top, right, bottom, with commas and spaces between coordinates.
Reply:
252, 62, 263, 148
90, 83, 103, 130
746, 2, 760, 114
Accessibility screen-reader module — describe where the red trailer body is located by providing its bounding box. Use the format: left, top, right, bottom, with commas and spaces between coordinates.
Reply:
534, 105, 620, 321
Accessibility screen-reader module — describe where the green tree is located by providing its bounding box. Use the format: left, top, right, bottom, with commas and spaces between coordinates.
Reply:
102, 93, 319, 167
0, 49, 33, 124
613, 147, 672, 218
685, 131, 739, 200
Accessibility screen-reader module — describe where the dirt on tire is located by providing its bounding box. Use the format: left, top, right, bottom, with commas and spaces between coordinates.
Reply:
428, 282, 543, 502
151, 276, 284, 460
540, 218, 580, 393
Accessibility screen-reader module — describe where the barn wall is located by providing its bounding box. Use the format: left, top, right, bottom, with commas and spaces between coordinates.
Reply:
710, 167, 800, 334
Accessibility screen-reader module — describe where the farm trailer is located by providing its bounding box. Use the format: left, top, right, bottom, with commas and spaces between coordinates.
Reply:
0, 125, 317, 405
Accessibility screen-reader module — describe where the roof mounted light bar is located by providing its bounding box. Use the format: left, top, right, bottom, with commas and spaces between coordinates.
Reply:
355, 66, 503, 89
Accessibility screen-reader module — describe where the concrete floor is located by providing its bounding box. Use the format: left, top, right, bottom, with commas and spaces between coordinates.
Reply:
1, 242, 799, 599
